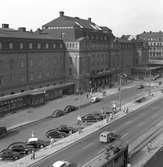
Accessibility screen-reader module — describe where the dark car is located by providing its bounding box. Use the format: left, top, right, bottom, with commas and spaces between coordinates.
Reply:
81, 114, 103, 123
64, 105, 78, 113
137, 84, 144, 89
56, 125, 78, 134
0, 149, 25, 161
51, 109, 65, 118
45, 129, 68, 139
7, 142, 33, 155
0, 127, 7, 138
26, 139, 50, 149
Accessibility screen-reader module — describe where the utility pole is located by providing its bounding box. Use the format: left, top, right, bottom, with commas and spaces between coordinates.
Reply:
119, 75, 122, 111
148, 69, 152, 95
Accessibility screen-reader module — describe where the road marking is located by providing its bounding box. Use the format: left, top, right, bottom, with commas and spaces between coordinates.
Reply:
137, 121, 146, 127
82, 142, 95, 150
121, 132, 128, 138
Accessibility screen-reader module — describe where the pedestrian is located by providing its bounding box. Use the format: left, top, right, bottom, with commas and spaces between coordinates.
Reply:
86, 93, 89, 99
69, 130, 72, 135
31, 149, 35, 160
50, 137, 55, 145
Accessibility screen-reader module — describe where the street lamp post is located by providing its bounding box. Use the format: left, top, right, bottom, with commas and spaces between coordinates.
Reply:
118, 73, 127, 111
119, 75, 122, 111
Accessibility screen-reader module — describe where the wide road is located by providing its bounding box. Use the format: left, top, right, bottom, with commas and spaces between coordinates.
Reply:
0, 86, 147, 151
30, 96, 163, 167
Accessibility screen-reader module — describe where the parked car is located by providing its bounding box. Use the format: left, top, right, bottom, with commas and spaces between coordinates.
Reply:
64, 105, 78, 113
0, 149, 25, 161
152, 74, 161, 81
89, 96, 100, 103
52, 160, 72, 167
0, 127, 7, 138
56, 125, 78, 134
51, 110, 65, 118
26, 138, 50, 149
137, 84, 144, 89
81, 114, 103, 123
7, 142, 33, 155
45, 129, 68, 139
99, 131, 120, 143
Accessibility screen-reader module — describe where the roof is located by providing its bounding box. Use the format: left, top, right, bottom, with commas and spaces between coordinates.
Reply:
42, 14, 109, 32
100, 131, 112, 135
28, 137, 38, 142
138, 31, 163, 41
0, 28, 61, 40
52, 161, 66, 167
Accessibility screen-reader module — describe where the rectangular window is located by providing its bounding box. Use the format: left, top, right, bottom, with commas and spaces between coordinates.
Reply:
29, 43, 33, 49
0, 42, 2, 49
20, 60, 24, 68
37, 43, 41, 49
46, 43, 49, 49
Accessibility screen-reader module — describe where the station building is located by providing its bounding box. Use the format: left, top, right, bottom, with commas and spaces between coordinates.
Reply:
41, 11, 114, 91
0, 24, 74, 96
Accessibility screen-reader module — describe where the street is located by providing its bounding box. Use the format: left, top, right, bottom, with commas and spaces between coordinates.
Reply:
0, 86, 147, 151
29, 97, 163, 167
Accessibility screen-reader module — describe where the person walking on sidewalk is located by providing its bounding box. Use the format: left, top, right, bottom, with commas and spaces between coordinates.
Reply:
31, 149, 36, 160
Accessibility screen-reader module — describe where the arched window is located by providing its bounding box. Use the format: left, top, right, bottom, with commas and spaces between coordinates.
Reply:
20, 42, 23, 49
9, 42, 13, 49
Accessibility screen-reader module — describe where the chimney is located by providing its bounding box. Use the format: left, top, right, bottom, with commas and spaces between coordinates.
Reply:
59, 11, 64, 17
2, 24, 9, 29
18, 27, 26, 32
88, 18, 91, 22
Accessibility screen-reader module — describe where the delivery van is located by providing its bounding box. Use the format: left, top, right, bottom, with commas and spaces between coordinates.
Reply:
99, 131, 118, 143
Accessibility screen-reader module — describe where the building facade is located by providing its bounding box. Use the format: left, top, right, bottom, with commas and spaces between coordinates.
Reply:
137, 31, 163, 75
42, 11, 114, 91
0, 24, 66, 96
110, 36, 149, 82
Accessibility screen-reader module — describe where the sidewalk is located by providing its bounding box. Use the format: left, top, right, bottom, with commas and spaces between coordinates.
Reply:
0, 83, 135, 130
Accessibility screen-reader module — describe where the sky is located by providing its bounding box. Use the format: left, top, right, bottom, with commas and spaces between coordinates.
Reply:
1, 0, 163, 36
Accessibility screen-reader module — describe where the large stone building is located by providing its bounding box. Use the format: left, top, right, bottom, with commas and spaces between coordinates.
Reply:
0, 12, 149, 96
0, 24, 67, 96
137, 31, 163, 75
42, 11, 115, 91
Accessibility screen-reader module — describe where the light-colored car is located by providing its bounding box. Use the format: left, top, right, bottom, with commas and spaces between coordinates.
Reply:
99, 131, 119, 143
89, 96, 100, 103
52, 160, 71, 167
